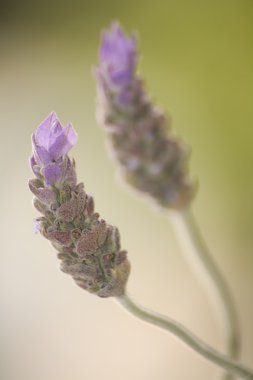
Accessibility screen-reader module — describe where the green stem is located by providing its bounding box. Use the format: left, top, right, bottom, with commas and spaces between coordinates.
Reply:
116, 293, 252, 379
169, 209, 240, 380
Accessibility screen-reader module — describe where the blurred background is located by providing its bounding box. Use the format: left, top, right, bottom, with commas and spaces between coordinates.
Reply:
0, 0, 252, 379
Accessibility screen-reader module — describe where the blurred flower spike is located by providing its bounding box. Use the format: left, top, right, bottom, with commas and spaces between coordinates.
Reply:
29, 112, 130, 297
96, 22, 196, 209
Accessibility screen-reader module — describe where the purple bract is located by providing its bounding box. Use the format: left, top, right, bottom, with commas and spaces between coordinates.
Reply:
31, 112, 77, 186
100, 22, 137, 87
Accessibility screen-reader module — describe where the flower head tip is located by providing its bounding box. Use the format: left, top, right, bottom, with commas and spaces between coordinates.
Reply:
31, 112, 77, 185
99, 22, 137, 87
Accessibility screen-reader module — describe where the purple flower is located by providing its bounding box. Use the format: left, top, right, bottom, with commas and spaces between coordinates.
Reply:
31, 112, 77, 186
100, 22, 137, 87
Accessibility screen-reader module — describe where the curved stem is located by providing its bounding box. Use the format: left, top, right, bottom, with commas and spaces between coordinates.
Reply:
116, 293, 252, 380
169, 209, 241, 380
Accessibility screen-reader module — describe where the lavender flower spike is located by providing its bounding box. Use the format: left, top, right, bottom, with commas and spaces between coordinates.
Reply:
96, 23, 196, 209
29, 113, 130, 297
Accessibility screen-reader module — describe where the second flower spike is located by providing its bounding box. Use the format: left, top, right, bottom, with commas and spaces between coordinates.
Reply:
96, 22, 196, 209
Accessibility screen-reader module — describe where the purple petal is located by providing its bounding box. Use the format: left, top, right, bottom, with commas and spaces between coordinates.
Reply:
43, 163, 62, 186
31, 154, 37, 166
49, 120, 64, 143
100, 35, 112, 62
109, 69, 133, 86
30, 155, 40, 176
32, 134, 52, 166
34, 112, 58, 149
49, 124, 77, 160
101, 23, 127, 63
65, 123, 78, 147
30, 154, 37, 167
100, 22, 137, 86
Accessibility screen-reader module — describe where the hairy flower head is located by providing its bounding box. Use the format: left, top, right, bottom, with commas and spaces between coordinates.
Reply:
29, 113, 130, 298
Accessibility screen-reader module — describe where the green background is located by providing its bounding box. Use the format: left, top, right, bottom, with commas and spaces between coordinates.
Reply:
1, 1, 252, 379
